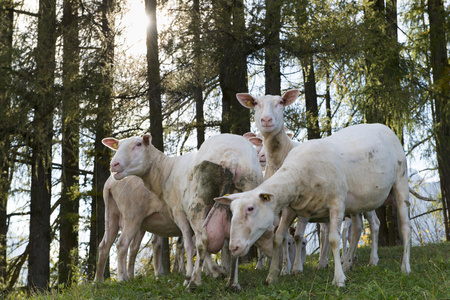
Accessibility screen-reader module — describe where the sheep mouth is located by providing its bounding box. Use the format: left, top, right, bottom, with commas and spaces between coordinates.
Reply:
231, 244, 249, 257
113, 171, 125, 179
261, 125, 275, 130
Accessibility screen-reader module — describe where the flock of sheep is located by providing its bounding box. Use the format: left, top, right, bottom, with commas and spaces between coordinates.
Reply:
95, 90, 411, 290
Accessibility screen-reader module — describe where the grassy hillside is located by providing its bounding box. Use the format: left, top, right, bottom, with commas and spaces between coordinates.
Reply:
11, 242, 450, 299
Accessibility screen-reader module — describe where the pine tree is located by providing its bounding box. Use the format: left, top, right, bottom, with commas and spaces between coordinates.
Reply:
28, 0, 57, 291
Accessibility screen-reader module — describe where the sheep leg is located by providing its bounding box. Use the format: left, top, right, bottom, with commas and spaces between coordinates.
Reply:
127, 230, 146, 279
203, 252, 225, 278
173, 237, 185, 274
329, 203, 345, 287
221, 240, 231, 272
342, 214, 362, 272
364, 210, 380, 266
116, 219, 142, 281
280, 230, 292, 276
188, 230, 206, 288
255, 248, 265, 270
226, 256, 241, 291
392, 174, 411, 274
173, 213, 195, 286
266, 208, 297, 284
317, 222, 330, 269
151, 235, 165, 276
341, 217, 351, 260
95, 213, 119, 282
292, 217, 308, 274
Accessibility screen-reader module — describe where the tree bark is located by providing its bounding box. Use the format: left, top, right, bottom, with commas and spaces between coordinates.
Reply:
325, 70, 332, 136
428, 0, 450, 242
0, 0, 14, 289
87, 0, 115, 280
28, 0, 57, 291
193, 0, 204, 149
296, 0, 320, 140
146, 0, 163, 151
218, 0, 250, 135
265, 0, 281, 96
302, 56, 320, 140
365, 0, 402, 247
146, 0, 171, 273
59, 0, 80, 287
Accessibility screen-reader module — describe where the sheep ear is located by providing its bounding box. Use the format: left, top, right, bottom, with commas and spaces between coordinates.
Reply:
214, 194, 234, 205
248, 137, 263, 147
102, 138, 120, 150
143, 134, 152, 146
259, 193, 274, 202
281, 89, 299, 106
236, 93, 257, 108
243, 132, 257, 140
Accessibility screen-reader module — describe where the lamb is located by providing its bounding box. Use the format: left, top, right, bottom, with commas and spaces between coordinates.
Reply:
95, 175, 183, 282
102, 133, 264, 289
215, 123, 411, 287
236, 90, 380, 273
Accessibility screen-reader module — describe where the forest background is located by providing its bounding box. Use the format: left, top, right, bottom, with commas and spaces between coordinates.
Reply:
0, 0, 449, 293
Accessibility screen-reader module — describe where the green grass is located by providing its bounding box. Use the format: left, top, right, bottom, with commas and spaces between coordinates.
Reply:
9, 243, 450, 299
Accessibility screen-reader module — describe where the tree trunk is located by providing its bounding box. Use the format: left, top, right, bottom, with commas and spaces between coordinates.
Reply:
193, 0, 204, 149
302, 56, 320, 140
28, 0, 57, 291
365, 0, 402, 247
146, 0, 171, 273
59, 0, 80, 287
325, 70, 332, 136
265, 0, 281, 96
87, 0, 115, 280
296, 0, 320, 140
0, 0, 14, 289
218, 0, 250, 135
428, 0, 450, 242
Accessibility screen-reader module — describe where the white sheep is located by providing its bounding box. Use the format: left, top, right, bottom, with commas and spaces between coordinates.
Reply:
244, 131, 308, 272
94, 175, 182, 282
237, 90, 380, 273
215, 123, 411, 287
102, 133, 263, 289
237, 90, 330, 274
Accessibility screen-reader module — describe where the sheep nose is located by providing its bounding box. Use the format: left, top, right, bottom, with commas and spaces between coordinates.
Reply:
261, 116, 273, 124
111, 162, 120, 169
230, 245, 239, 253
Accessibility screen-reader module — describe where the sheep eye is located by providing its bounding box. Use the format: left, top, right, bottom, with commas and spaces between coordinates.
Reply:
247, 207, 254, 212
136, 142, 142, 147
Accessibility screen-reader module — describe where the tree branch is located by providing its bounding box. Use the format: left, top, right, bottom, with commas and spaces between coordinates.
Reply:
406, 135, 433, 157
410, 208, 443, 220
6, 243, 30, 290
409, 187, 440, 202
9, 9, 39, 18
